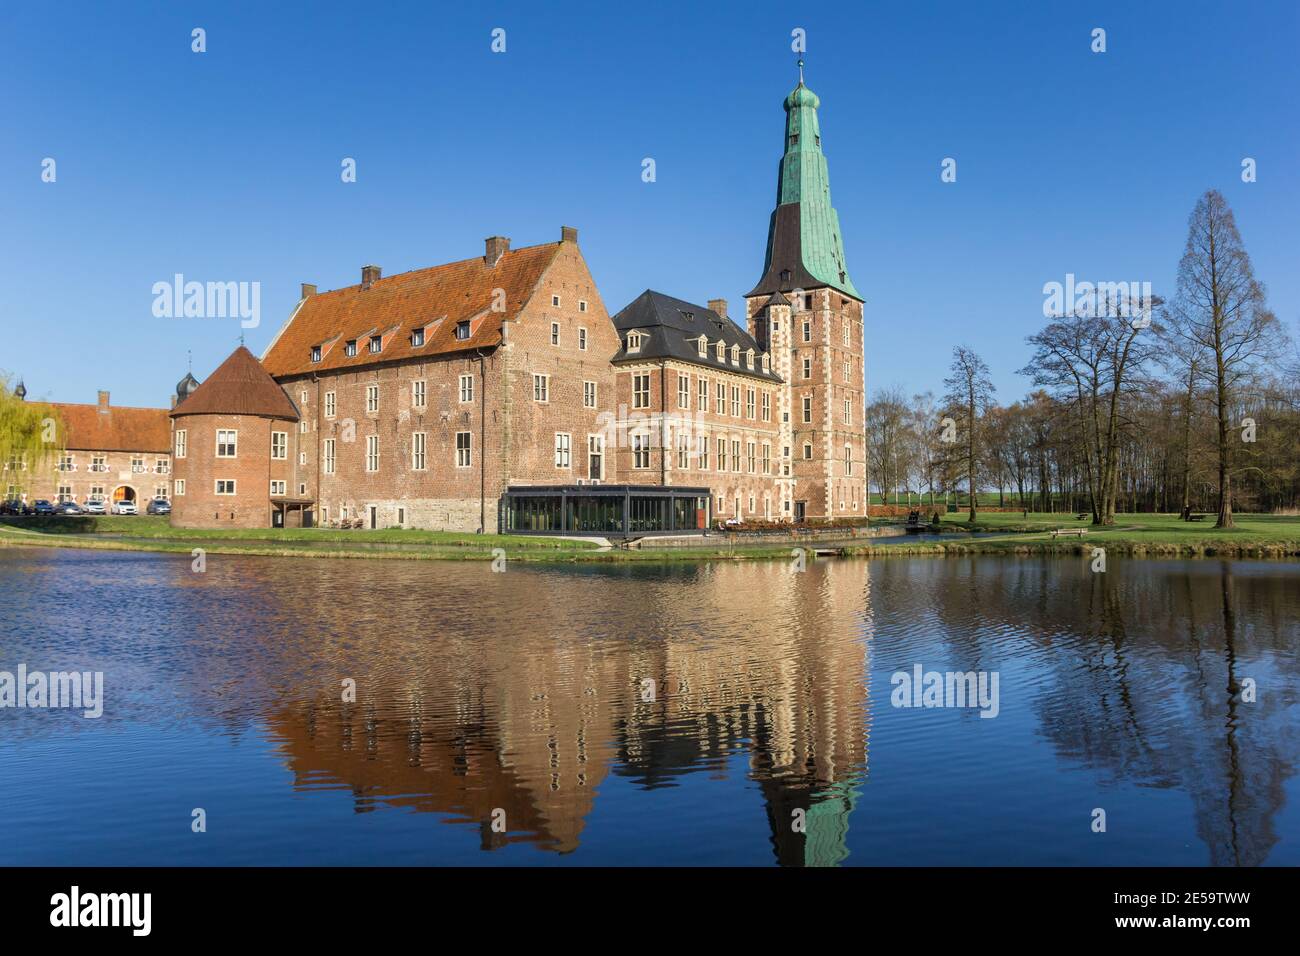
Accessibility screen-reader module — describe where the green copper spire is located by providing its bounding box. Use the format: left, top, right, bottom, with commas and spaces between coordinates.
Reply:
748, 61, 862, 301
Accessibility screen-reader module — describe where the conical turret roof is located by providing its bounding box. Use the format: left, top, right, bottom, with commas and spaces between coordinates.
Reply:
170, 346, 299, 420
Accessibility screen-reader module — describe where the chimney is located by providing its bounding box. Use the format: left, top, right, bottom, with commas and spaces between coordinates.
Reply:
708, 298, 728, 320
561, 225, 578, 244
301, 282, 317, 299
97, 390, 110, 412
361, 265, 381, 290
484, 236, 510, 268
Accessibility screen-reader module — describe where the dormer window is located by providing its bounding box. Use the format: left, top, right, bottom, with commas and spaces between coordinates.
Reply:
368, 335, 382, 354
626, 331, 643, 353
697, 337, 708, 358
454, 321, 470, 341
410, 328, 425, 347
344, 339, 357, 357
730, 345, 740, 365
762, 354, 770, 372
746, 349, 754, 370
310, 345, 322, 363
715, 341, 725, 362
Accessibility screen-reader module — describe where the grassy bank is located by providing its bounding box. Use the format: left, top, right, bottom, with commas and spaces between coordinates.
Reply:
2, 513, 1298, 562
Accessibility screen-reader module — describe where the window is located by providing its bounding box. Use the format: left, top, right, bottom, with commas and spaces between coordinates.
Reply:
216, 429, 237, 457
676, 433, 689, 469
412, 381, 426, 409
270, 480, 286, 496
215, 479, 236, 495
131, 456, 145, 473
271, 431, 287, 460
698, 378, 708, 412
578, 327, 587, 350
746, 441, 756, 473
717, 438, 727, 471
730, 386, 740, 417
761, 393, 770, 422
324, 391, 335, 418
554, 433, 571, 468
412, 432, 426, 470
310, 345, 322, 363
762, 443, 771, 474
551, 294, 561, 307
300, 419, 309, 434
345, 339, 357, 357
455, 320, 470, 340
57, 484, 71, 501
626, 331, 643, 353
324, 439, 336, 474
397, 507, 405, 527
698, 436, 709, 469
588, 435, 604, 479
632, 373, 650, 409
844, 399, 852, 424
803, 442, 813, 460
697, 337, 708, 358
173, 480, 184, 496
533, 374, 549, 403
716, 382, 726, 415
459, 374, 473, 403
802, 320, 812, 343
632, 433, 650, 469
677, 374, 690, 409
174, 430, 187, 458
58, 454, 74, 472
802, 396, 812, 423
91, 455, 106, 472
365, 435, 379, 472
843, 322, 850, 346
745, 388, 755, 419
746, 349, 754, 370
366, 384, 378, 413
803, 357, 812, 379
802, 293, 812, 311
716, 341, 725, 362
551, 322, 560, 346
155, 459, 169, 474
583, 381, 597, 408
844, 359, 852, 382
299, 451, 306, 465
762, 354, 770, 372
456, 432, 472, 467
579, 300, 588, 313
845, 444, 854, 476
411, 327, 425, 347
731, 440, 741, 472
368, 336, 382, 354
730, 345, 739, 365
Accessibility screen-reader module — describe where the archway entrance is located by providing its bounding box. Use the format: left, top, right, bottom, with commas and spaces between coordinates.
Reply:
112, 486, 136, 504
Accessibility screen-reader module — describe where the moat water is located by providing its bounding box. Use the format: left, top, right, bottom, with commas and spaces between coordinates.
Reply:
1, 547, 1298, 866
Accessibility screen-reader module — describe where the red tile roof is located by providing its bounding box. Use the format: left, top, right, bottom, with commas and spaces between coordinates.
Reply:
50, 402, 171, 453
260, 242, 562, 378
171, 346, 300, 420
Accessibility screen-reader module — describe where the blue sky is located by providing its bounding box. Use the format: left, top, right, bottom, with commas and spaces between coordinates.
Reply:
2, 1, 1296, 407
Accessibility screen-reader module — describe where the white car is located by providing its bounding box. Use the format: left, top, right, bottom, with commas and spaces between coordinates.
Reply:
83, 500, 106, 515
112, 500, 138, 515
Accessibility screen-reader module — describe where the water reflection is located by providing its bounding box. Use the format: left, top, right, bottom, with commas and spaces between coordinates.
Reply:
0, 549, 1297, 865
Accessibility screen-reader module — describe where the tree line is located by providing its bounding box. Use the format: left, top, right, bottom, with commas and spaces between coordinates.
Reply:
867, 190, 1298, 527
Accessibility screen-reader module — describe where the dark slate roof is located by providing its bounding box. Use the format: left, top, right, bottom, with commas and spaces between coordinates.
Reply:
609, 290, 782, 382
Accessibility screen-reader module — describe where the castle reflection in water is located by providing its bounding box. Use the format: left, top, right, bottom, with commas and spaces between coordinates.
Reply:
263, 560, 872, 866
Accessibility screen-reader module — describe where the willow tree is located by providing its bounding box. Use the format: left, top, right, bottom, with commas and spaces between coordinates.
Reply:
1165, 190, 1278, 528
0, 377, 62, 498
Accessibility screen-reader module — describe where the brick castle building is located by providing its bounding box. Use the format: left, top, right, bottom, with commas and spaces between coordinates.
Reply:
18, 71, 868, 533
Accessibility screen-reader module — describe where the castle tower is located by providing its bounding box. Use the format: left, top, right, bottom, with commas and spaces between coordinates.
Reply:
746, 63, 866, 521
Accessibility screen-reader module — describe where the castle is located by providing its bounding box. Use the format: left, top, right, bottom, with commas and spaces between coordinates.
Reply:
17, 72, 868, 536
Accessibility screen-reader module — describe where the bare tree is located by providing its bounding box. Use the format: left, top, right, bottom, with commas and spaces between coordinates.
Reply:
942, 346, 996, 522
1165, 190, 1279, 528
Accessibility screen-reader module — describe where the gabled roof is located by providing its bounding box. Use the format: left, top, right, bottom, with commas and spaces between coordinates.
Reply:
171, 346, 300, 420
49, 403, 170, 453
260, 242, 562, 378
609, 290, 782, 382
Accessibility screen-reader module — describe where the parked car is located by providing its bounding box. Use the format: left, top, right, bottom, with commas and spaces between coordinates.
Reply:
83, 499, 106, 515
145, 498, 171, 515
31, 499, 56, 516
1, 499, 30, 516
112, 500, 138, 515
53, 500, 84, 515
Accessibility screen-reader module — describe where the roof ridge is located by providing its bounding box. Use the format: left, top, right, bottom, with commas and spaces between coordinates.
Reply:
310, 240, 562, 297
